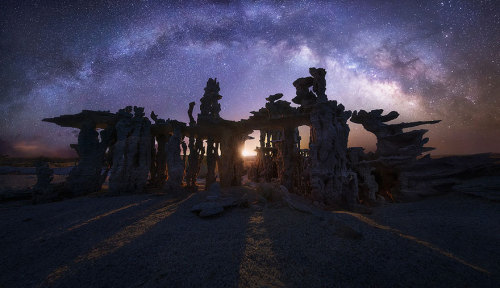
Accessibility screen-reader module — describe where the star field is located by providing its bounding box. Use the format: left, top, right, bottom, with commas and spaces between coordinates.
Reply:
0, 0, 499, 157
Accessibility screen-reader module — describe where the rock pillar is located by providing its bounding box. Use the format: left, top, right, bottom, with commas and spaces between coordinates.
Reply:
67, 120, 112, 196
219, 133, 245, 187
280, 127, 296, 192
307, 68, 353, 204
165, 124, 184, 191
109, 106, 152, 195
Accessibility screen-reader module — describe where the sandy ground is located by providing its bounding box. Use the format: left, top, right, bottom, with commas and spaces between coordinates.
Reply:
0, 190, 498, 287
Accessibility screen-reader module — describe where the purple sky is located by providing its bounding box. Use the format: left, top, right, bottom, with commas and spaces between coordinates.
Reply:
1, 1, 499, 157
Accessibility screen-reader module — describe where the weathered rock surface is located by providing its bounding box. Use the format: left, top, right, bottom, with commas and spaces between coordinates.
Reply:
185, 137, 204, 188
164, 123, 184, 192
197, 78, 224, 190
306, 68, 355, 205
205, 140, 218, 190
292, 77, 316, 106
348, 147, 379, 202
219, 133, 246, 187
192, 202, 225, 217
109, 106, 152, 195
41, 66, 458, 210
191, 192, 241, 218
198, 78, 222, 122
67, 119, 113, 196
350, 109, 440, 163
185, 102, 204, 188
149, 111, 169, 188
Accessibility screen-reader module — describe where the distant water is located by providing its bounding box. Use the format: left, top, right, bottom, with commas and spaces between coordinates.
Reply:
0, 166, 74, 175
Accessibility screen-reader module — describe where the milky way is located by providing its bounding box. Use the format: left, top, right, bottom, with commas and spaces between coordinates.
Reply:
1, 0, 499, 157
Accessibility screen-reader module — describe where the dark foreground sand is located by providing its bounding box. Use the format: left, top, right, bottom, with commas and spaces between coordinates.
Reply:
0, 190, 498, 287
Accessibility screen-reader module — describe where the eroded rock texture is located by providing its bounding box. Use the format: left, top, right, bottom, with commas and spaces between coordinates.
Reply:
251, 144, 277, 182
292, 77, 316, 106
164, 123, 184, 191
278, 127, 297, 191
43, 66, 450, 208
149, 111, 169, 187
205, 140, 218, 189
185, 102, 204, 188
109, 106, 152, 195
185, 138, 205, 188
67, 120, 113, 196
248, 92, 305, 189
350, 109, 440, 163
198, 78, 222, 122
348, 147, 379, 202
219, 133, 246, 187
306, 68, 355, 205
198, 78, 223, 189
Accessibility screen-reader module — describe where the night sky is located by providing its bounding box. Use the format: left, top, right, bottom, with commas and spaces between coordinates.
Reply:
1, 0, 499, 157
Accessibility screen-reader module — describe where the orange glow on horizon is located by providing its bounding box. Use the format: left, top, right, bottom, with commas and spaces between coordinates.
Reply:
242, 149, 257, 157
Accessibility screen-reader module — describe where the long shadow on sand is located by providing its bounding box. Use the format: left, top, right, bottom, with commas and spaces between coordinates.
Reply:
2, 193, 497, 287
42, 193, 254, 287
0, 194, 185, 287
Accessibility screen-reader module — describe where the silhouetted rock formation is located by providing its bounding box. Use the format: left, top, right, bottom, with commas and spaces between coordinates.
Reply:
198, 78, 224, 189
185, 102, 204, 189
306, 68, 355, 205
278, 127, 298, 191
164, 122, 184, 191
348, 147, 379, 202
67, 120, 113, 196
198, 78, 222, 122
109, 106, 151, 195
43, 110, 117, 129
350, 109, 440, 162
292, 77, 316, 106
42, 66, 452, 208
150, 111, 169, 187
219, 133, 247, 187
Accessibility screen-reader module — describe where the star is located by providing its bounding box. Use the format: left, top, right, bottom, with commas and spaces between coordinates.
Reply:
0, 0, 498, 156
